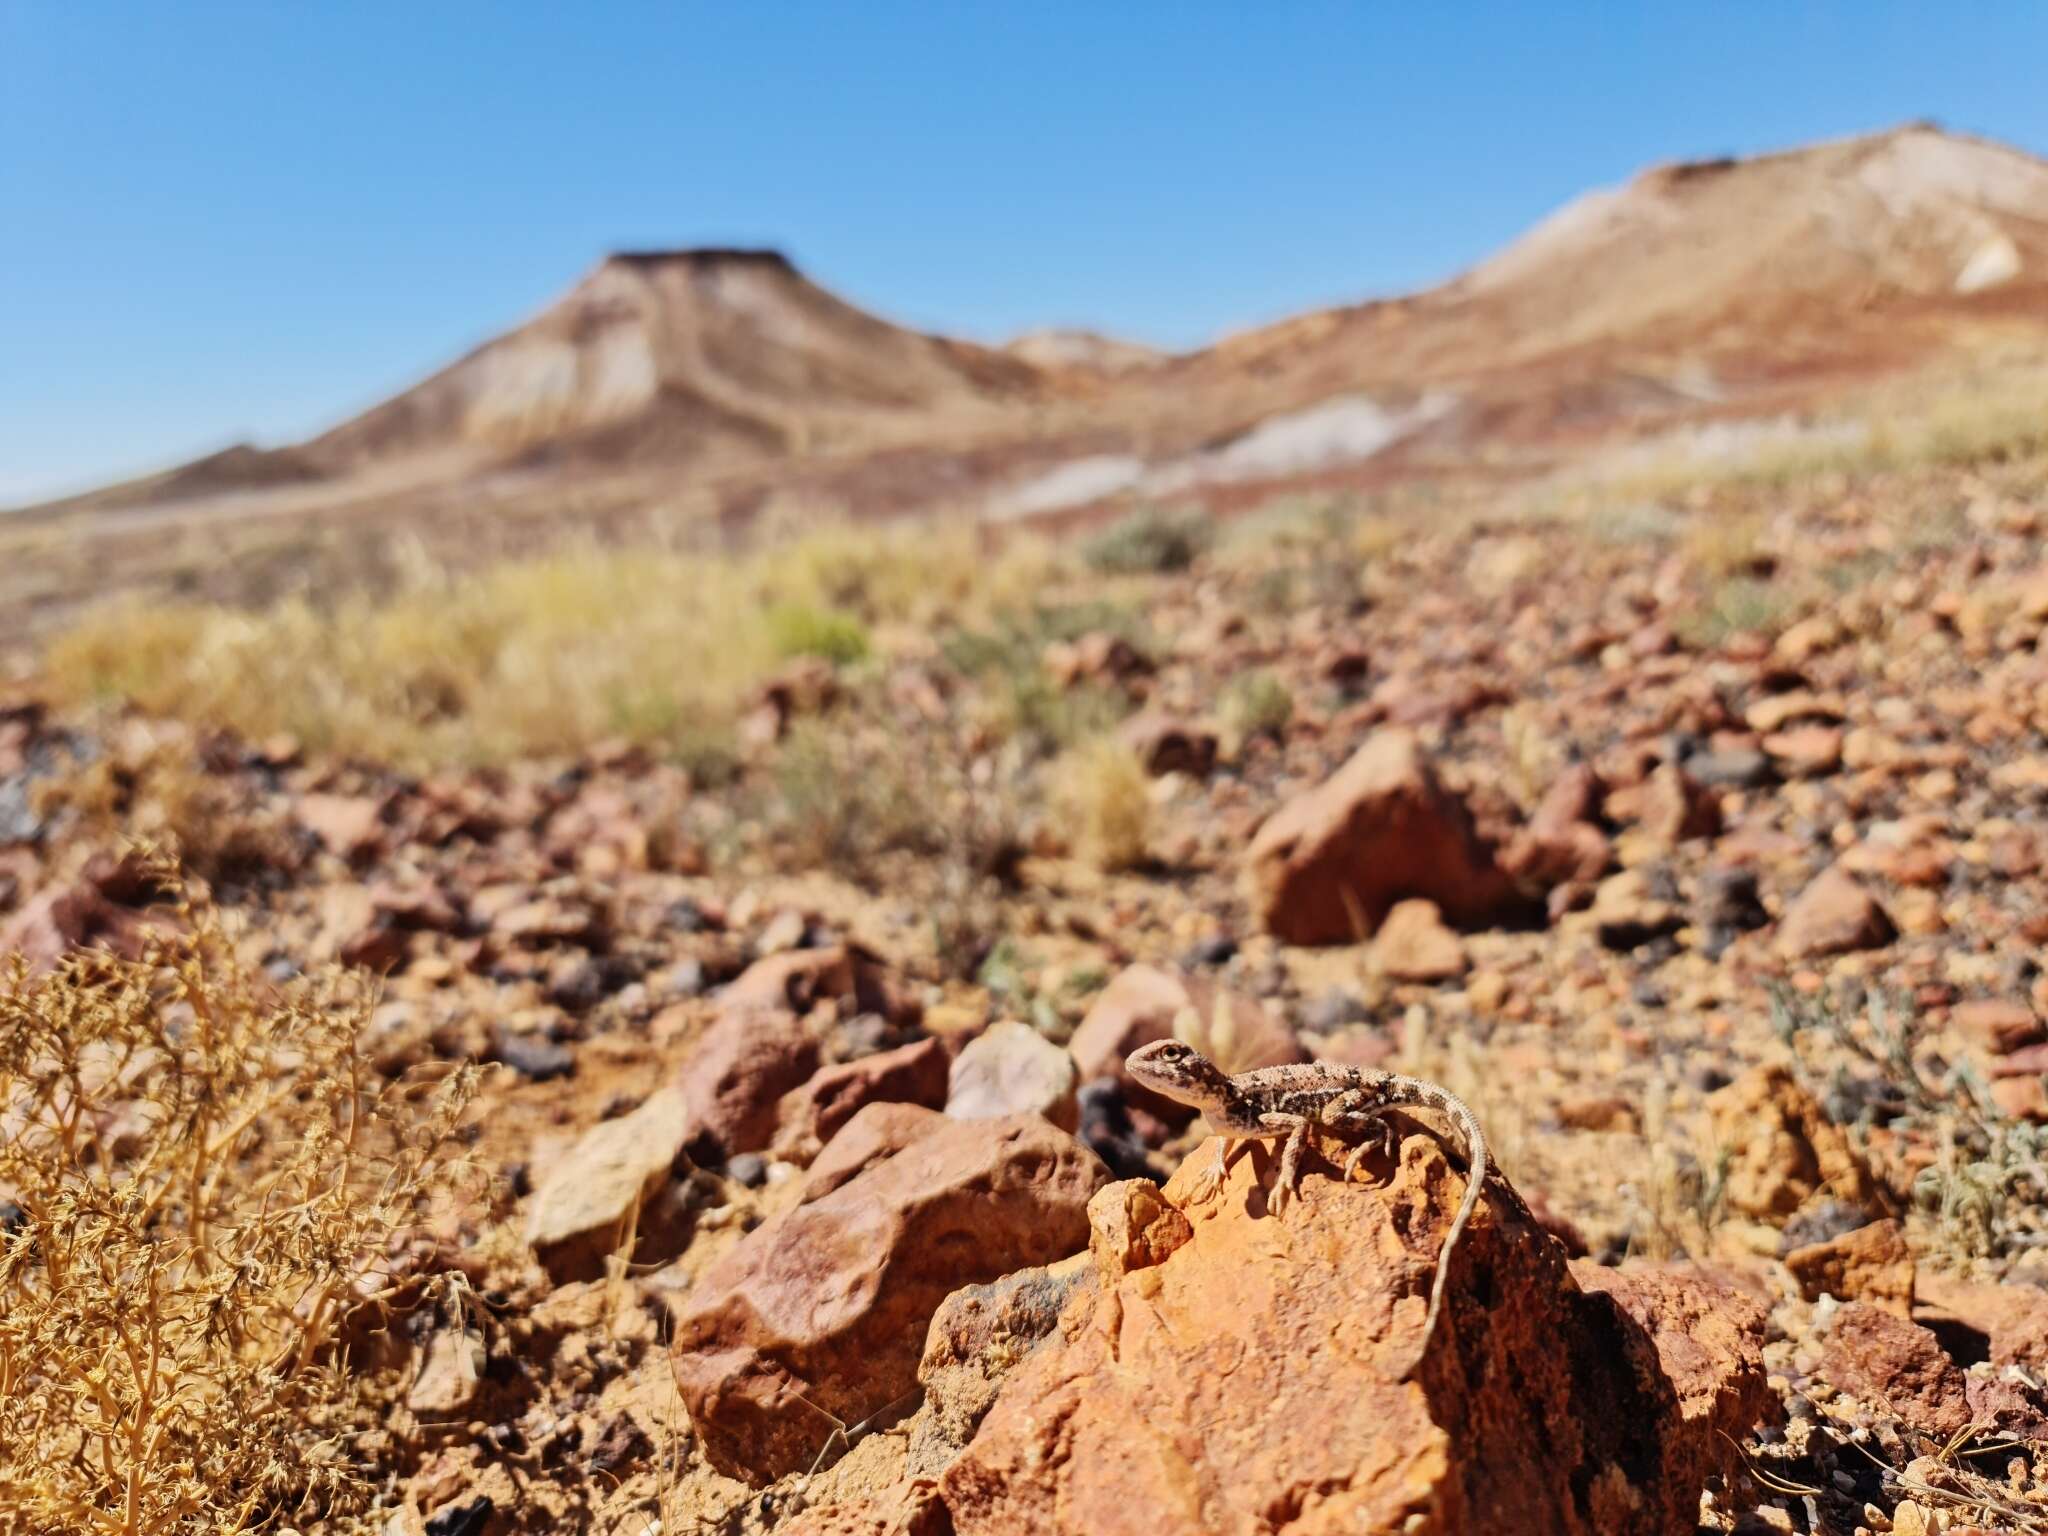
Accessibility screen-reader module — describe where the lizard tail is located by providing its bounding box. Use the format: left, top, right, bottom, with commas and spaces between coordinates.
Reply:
1398, 1081, 1488, 1380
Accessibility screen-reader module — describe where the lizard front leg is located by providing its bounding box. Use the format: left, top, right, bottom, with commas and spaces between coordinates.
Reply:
1259, 1112, 1312, 1213
1180, 1135, 1236, 1204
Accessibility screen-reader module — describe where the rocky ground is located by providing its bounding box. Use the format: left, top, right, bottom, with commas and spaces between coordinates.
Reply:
7, 453, 2048, 1534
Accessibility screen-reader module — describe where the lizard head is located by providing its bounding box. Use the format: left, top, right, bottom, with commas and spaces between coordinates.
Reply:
1124, 1038, 1233, 1110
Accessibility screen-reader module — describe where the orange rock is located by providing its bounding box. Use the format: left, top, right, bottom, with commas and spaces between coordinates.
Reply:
935, 1132, 1768, 1535
1783, 1218, 1915, 1314
1244, 729, 1521, 945
1086, 1178, 1192, 1280
670, 1114, 1106, 1483
1708, 1065, 1879, 1219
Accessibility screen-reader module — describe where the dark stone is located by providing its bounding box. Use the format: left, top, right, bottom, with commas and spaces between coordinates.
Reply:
726, 1153, 769, 1189
1302, 988, 1372, 1032
1077, 1077, 1157, 1181
588, 1413, 654, 1475
1684, 748, 1774, 789
424, 1497, 494, 1536
491, 1030, 576, 1082
1180, 933, 1238, 969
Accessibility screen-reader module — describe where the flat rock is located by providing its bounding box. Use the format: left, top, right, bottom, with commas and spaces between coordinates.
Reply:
523, 1086, 690, 1284
935, 1130, 1769, 1535
1244, 728, 1521, 945
670, 1113, 1106, 1482
947, 1020, 1080, 1131
1776, 866, 1896, 958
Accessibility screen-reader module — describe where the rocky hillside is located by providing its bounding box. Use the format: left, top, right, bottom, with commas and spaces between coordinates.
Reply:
22, 125, 2048, 551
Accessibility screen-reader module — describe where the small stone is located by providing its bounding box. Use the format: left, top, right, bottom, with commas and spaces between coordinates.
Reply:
1951, 998, 2044, 1056
1086, 1178, 1193, 1282
726, 1152, 769, 1188
491, 1029, 575, 1083
1784, 1218, 1915, 1314
948, 1021, 1080, 1131
1369, 898, 1467, 982
407, 1323, 487, 1415
1777, 867, 1895, 958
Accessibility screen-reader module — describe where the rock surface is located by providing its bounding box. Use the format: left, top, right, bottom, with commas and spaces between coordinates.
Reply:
670, 1113, 1107, 1482
1244, 729, 1522, 944
523, 1085, 690, 1284
934, 1125, 1769, 1534
946, 1020, 1080, 1131
677, 1006, 821, 1160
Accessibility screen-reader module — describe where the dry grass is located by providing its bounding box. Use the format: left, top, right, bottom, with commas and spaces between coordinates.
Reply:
1049, 736, 1153, 872
44, 522, 1057, 770
0, 859, 477, 1535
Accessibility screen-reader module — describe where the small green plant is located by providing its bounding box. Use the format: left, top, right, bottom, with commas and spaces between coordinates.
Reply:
766, 602, 871, 666
1081, 506, 1212, 575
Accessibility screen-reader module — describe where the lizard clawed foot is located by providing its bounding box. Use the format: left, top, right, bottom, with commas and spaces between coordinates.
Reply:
1180, 1138, 1231, 1204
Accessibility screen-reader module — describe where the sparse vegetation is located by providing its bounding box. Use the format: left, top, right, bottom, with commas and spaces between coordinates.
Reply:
44, 523, 1052, 769
1219, 670, 1293, 752
0, 860, 478, 1535
1081, 505, 1212, 575
1049, 735, 1153, 872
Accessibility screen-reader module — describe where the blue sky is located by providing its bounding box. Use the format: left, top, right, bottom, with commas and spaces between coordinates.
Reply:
5, 4, 2048, 505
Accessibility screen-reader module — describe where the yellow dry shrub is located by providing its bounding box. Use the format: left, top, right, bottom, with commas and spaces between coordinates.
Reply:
45, 521, 1059, 770
1050, 736, 1152, 872
0, 860, 477, 1536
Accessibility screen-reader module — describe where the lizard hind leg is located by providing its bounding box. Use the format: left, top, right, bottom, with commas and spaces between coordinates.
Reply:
1328, 1111, 1396, 1183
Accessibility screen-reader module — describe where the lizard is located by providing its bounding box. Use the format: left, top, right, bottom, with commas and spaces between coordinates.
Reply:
1124, 1038, 1487, 1375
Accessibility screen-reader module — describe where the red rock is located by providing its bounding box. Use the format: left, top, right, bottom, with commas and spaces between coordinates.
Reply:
1370, 897, 1468, 982
1068, 964, 1302, 1123
679, 1008, 822, 1159
775, 1037, 950, 1157
1820, 1303, 1970, 1439
720, 944, 915, 1023
1951, 998, 2044, 1056
670, 1114, 1106, 1482
1776, 866, 1896, 958
935, 1132, 1768, 1535
801, 1102, 951, 1202
1244, 729, 1521, 945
